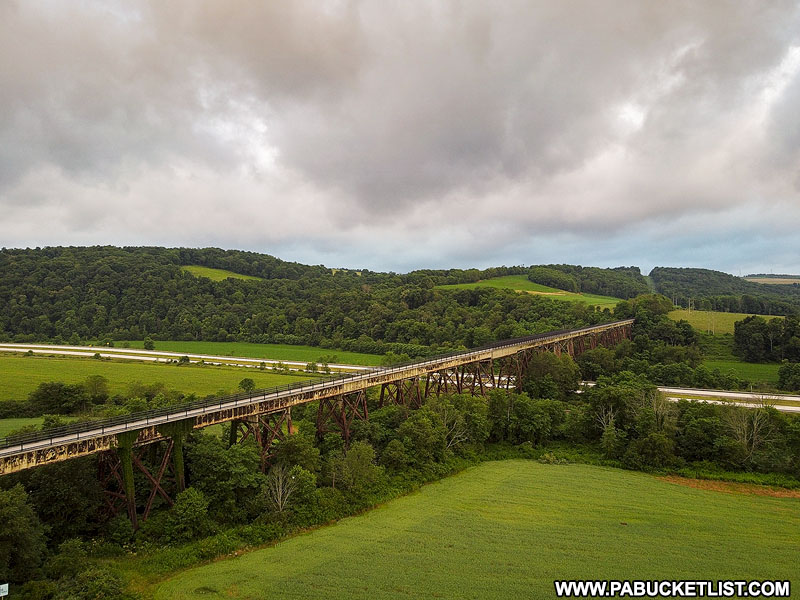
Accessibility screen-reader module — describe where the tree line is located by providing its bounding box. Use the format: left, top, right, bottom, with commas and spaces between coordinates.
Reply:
650, 267, 800, 315
528, 264, 650, 299
0, 247, 612, 357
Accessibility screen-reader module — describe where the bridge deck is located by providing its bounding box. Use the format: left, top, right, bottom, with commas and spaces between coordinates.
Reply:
0, 319, 633, 474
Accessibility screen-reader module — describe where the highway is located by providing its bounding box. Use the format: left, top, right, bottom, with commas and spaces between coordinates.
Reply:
658, 386, 800, 414
0, 343, 374, 373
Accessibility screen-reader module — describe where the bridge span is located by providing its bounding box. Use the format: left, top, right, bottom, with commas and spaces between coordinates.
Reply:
0, 319, 632, 525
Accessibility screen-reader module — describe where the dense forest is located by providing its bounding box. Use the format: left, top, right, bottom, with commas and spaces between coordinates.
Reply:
530, 264, 651, 299
0, 247, 614, 356
650, 267, 800, 315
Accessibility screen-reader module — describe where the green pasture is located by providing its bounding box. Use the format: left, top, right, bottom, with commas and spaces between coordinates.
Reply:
435, 275, 621, 309
0, 354, 314, 403
0, 417, 45, 437
669, 309, 783, 335
181, 265, 263, 282
153, 461, 800, 599
702, 359, 781, 385
118, 341, 382, 366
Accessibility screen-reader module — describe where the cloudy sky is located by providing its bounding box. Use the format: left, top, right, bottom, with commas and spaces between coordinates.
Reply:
2, 1, 800, 274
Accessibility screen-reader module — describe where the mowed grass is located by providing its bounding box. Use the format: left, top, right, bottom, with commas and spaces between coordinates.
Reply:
181, 265, 263, 282
0, 354, 314, 402
0, 417, 46, 437
119, 341, 382, 366
153, 461, 800, 600
669, 309, 783, 335
436, 275, 621, 309
702, 359, 781, 384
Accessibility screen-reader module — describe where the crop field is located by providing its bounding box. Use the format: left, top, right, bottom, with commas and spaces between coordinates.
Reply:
702, 359, 781, 384
0, 354, 314, 402
181, 265, 263, 282
669, 309, 783, 335
118, 340, 383, 366
435, 275, 621, 309
152, 461, 800, 599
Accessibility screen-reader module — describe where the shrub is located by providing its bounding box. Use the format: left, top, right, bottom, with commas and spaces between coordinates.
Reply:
165, 488, 215, 544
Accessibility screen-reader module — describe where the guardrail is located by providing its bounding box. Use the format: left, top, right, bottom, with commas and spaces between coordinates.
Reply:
0, 319, 633, 454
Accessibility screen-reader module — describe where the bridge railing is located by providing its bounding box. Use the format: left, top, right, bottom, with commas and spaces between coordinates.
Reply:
0, 319, 632, 452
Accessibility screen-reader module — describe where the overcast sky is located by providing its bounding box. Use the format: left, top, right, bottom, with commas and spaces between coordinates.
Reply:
2, 1, 799, 275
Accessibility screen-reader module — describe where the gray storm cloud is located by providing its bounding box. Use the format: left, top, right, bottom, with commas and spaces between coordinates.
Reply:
1, 1, 799, 272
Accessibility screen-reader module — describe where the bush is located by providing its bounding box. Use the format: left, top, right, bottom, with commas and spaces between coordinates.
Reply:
61, 566, 134, 600
16, 580, 59, 600
165, 488, 215, 544
624, 432, 677, 470
45, 539, 86, 580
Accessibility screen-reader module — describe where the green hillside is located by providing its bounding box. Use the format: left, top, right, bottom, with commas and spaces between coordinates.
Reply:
668, 309, 783, 335
153, 461, 800, 599
436, 275, 621, 309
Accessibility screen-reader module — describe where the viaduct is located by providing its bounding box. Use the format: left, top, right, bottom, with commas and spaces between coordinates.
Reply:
0, 319, 633, 526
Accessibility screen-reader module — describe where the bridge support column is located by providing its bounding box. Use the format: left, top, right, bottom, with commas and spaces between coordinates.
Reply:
231, 409, 293, 472
316, 391, 368, 447
227, 419, 240, 447
500, 350, 533, 390
467, 359, 495, 396
156, 419, 194, 493
379, 378, 422, 408
424, 368, 463, 398
135, 440, 175, 521
99, 433, 179, 528
116, 431, 138, 528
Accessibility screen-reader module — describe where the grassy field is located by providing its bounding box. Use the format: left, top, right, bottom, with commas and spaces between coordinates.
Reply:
0, 417, 46, 437
153, 461, 800, 599
435, 275, 621, 309
118, 341, 382, 366
669, 309, 783, 335
181, 265, 263, 282
0, 355, 315, 402
702, 359, 781, 384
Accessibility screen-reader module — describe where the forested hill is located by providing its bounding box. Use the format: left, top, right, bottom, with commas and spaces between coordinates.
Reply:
0, 247, 612, 355
650, 267, 800, 315
527, 265, 649, 299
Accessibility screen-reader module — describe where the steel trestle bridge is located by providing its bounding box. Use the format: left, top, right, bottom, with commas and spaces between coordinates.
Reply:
0, 319, 632, 525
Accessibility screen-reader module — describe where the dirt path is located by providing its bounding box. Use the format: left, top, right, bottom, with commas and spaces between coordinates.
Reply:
659, 475, 800, 498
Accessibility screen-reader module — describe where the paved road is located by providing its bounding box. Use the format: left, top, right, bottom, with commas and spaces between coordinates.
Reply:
583, 383, 800, 413
658, 386, 800, 403
0, 343, 374, 373
656, 386, 800, 414
663, 395, 800, 414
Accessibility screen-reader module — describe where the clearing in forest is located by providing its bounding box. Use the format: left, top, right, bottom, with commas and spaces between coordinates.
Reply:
181, 265, 263, 282
668, 309, 783, 336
